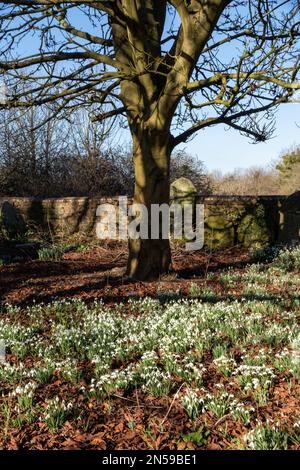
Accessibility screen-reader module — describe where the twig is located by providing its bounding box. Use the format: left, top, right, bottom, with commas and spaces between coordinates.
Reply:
111, 251, 127, 263
214, 413, 231, 428
160, 383, 185, 425
112, 394, 135, 402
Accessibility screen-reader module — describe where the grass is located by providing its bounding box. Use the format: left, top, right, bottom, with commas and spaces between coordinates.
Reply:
0, 246, 299, 449
38, 246, 65, 261
182, 426, 210, 447
243, 421, 290, 450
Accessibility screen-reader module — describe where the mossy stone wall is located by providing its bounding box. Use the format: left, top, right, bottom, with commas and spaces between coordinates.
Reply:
0, 194, 297, 248
198, 196, 282, 249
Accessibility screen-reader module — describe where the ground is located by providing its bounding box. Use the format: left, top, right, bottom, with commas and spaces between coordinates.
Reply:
0, 242, 251, 304
0, 242, 300, 450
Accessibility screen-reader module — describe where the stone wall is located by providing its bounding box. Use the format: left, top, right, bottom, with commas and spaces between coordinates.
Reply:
1, 193, 299, 248
200, 195, 284, 249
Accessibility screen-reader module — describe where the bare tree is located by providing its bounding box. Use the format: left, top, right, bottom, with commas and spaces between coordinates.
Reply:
0, 106, 71, 195
0, 1, 299, 279
210, 166, 280, 195
0, 106, 134, 196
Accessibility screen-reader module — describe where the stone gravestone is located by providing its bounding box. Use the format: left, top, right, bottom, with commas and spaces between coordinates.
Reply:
0, 201, 26, 240
170, 177, 197, 239
170, 177, 197, 202
278, 191, 300, 245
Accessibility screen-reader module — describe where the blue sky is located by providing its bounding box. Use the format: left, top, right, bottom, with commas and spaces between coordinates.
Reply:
182, 103, 300, 173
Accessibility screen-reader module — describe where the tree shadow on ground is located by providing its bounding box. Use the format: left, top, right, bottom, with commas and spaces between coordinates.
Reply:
0, 246, 284, 306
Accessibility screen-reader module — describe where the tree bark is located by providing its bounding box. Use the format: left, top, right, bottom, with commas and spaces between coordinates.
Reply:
126, 127, 172, 280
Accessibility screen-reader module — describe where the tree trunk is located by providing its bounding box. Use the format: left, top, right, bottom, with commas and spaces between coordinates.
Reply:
126, 127, 172, 281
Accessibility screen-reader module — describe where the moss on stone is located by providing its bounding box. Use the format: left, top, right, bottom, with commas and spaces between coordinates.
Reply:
237, 204, 270, 248
170, 177, 197, 198
206, 215, 233, 230
204, 226, 235, 248
205, 204, 245, 230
